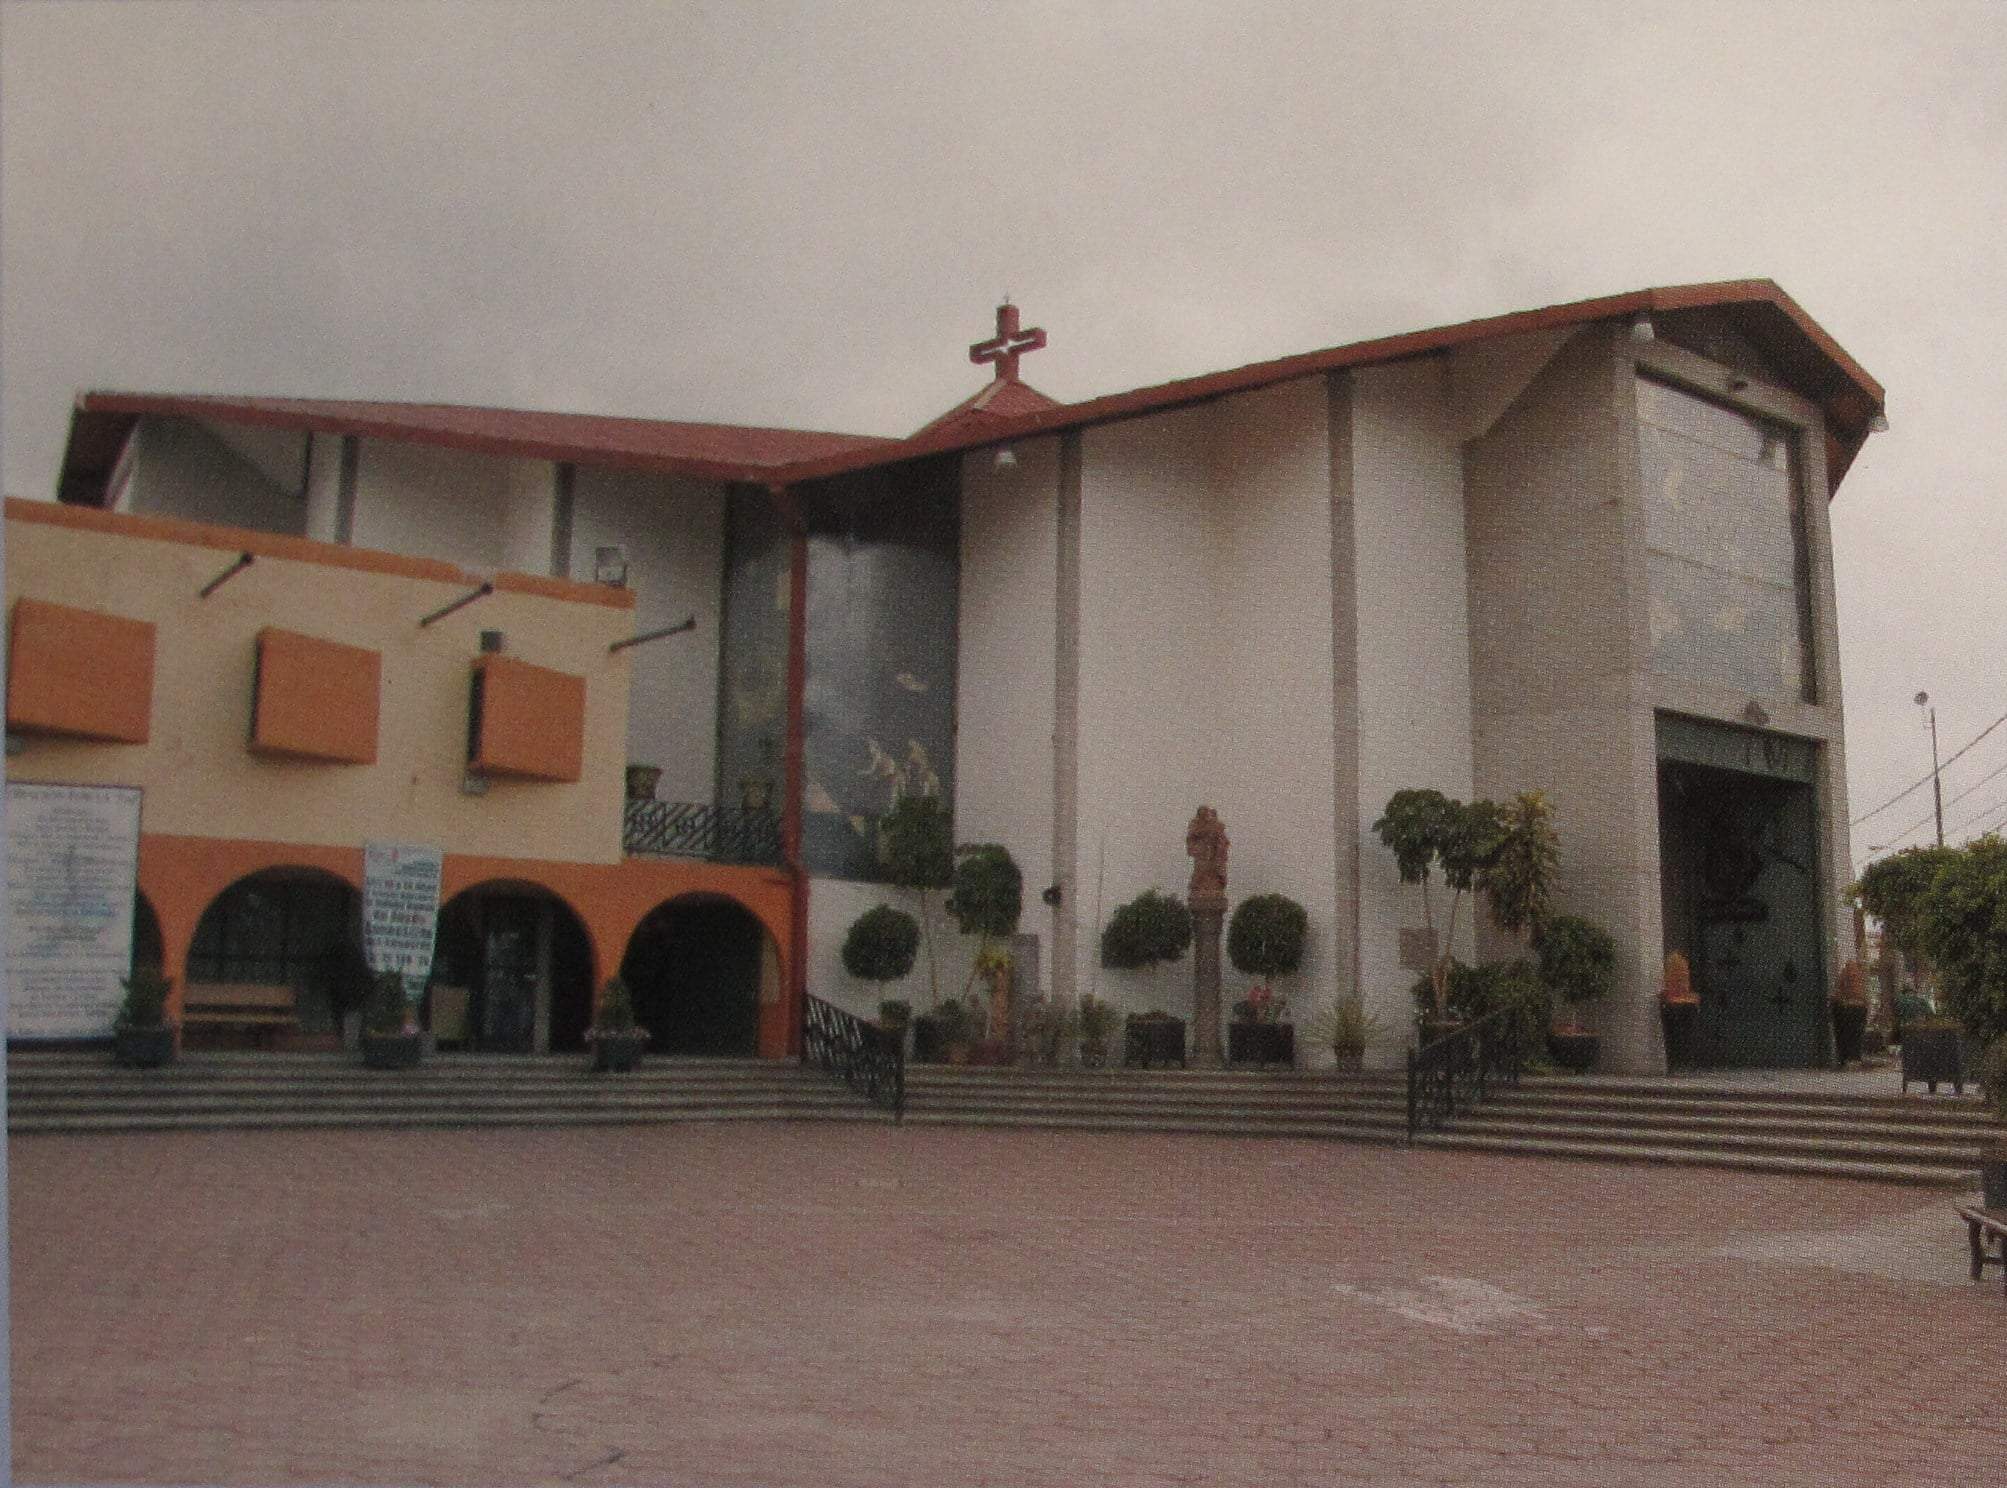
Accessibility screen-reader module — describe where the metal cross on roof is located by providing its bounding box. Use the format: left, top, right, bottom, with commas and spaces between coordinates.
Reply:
968, 301, 1047, 383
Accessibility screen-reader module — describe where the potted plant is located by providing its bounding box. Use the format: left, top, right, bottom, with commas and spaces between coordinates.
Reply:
1537, 914, 1615, 1073
1901, 1014, 1973, 1093
880, 793, 955, 1009
843, 904, 920, 1053
1076, 993, 1117, 1068
1226, 892, 1306, 1067
112, 967, 176, 1068
585, 975, 649, 1073
359, 970, 422, 1069
1410, 959, 1484, 1046
934, 997, 976, 1064
1124, 1008, 1187, 1068
1020, 994, 1077, 1066
1306, 995, 1382, 1072
1373, 789, 1505, 1030
1660, 950, 1700, 1070
1830, 958, 1869, 1067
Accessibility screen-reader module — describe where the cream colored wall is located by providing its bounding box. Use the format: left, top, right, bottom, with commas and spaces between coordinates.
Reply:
1074, 377, 1338, 1030
568, 468, 725, 807
4, 515, 631, 864
1349, 357, 1478, 1053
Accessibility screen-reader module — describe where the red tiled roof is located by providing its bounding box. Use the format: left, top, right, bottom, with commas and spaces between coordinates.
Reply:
58, 280, 1884, 503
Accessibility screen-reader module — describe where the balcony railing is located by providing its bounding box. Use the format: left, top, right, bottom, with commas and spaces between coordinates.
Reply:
622, 799, 782, 865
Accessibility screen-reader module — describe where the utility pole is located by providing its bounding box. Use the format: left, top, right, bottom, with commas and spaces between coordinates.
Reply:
1916, 691, 1945, 846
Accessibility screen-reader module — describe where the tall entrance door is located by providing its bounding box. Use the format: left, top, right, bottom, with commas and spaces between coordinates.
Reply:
621, 897, 764, 1056
1658, 719, 1826, 1068
431, 887, 595, 1054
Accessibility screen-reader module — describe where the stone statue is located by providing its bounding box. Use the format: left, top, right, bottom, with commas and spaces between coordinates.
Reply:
1186, 806, 1229, 906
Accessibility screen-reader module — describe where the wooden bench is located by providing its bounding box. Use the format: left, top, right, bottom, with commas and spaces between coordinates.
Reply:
181, 983, 299, 1048
1956, 1205, 2007, 1297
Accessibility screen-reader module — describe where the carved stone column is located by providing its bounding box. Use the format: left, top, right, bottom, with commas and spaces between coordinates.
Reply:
1190, 895, 1226, 1066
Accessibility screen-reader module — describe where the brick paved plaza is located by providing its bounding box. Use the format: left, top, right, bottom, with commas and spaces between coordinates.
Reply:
9, 1123, 2004, 1486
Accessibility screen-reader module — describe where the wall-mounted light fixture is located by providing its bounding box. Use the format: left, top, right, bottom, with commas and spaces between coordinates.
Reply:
594, 545, 629, 587
994, 446, 1018, 470
1629, 314, 1655, 343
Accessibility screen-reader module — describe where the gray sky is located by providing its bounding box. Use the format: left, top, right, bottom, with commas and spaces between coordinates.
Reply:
5, 0, 2004, 876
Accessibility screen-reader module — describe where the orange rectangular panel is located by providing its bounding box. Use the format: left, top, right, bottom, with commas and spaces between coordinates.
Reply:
5, 598, 156, 743
468, 654, 586, 783
250, 627, 381, 764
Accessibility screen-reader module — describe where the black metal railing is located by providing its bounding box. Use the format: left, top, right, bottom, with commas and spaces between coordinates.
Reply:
802, 992, 905, 1121
1405, 1006, 1526, 1140
623, 800, 781, 865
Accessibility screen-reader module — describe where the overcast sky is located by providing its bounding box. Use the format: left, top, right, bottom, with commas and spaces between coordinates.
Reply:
4, 0, 2004, 876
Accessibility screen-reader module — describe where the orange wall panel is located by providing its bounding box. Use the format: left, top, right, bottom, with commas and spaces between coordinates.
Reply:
469, 654, 586, 782
5, 598, 156, 743
250, 627, 382, 764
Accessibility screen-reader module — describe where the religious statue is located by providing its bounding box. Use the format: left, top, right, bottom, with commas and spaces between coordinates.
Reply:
1186, 806, 1229, 906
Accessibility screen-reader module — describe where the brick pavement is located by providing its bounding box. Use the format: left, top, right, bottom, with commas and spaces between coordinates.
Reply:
9, 1124, 2004, 1486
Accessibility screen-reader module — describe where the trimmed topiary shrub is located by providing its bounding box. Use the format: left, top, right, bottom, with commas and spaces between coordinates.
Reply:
1101, 889, 1193, 971
1227, 893, 1308, 984
1537, 915, 1616, 1031
842, 905, 921, 988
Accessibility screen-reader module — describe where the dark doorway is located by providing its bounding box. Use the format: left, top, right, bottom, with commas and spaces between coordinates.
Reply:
1659, 759, 1825, 1068
432, 887, 594, 1053
621, 897, 764, 1056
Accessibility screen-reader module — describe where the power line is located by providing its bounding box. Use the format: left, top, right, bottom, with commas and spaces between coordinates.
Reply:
1871, 755, 2007, 851
1850, 704, 2007, 826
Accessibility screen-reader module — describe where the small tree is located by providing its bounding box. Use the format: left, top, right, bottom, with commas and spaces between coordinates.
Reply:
1912, 835, 2007, 1049
116, 968, 172, 1030
1101, 889, 1194, 1007
362, 969, 411, 1036
1373, 789, 1505, 1020
1537, 915, 1616, 1034
591, 975, 642, 1036
1482, 790, 1559, 944
1227, 893, 1308, 998
1857, 845, 1961, 982
842, 904, 921, 990
880, 793, 953, 1006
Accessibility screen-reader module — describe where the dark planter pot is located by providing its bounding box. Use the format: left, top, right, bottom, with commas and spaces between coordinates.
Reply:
911, 1016, 948, 1065
1831, 1002, 1869, 1067
1229, 1022, 1295, 1069
1982, 1148, 2007, 1212
1547, 1029, 1600, 1074
590, 1032, 648, 1073
1124, 1016, 1187, 1069
113, 1025, 175, 1069
1902, 1026, 1975, 1094
360, 1031, 423, 1070
1660, 1001, 1699, 1071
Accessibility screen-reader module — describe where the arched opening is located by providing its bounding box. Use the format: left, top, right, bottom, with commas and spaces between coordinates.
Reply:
186, 868, 366, 1050
621, 895, 770, 1056
432, 882, 594, 1054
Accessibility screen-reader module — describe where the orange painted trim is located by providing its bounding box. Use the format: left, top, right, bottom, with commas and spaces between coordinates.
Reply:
468, 654, 587, 782
7, 497, 633, 612
249, 627, 381, 764
492, 570, 636, 611
5, 598, 156, 743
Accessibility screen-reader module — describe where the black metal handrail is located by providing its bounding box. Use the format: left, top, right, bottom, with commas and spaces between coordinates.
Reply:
802, 992, 905, 1122
623, 800, 781, 865
1405, 1005, 1525, 1140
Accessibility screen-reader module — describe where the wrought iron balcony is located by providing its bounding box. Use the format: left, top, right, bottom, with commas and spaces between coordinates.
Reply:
622, 799, 782, 865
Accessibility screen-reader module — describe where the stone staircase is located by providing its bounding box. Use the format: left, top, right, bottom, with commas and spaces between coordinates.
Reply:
4, 1051, 893, 1134
9, 1052, 1998, 1189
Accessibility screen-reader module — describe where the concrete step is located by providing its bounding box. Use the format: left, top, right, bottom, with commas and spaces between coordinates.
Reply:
1413, 1130, 1982, 1189
1448, 1113, 1988, 1170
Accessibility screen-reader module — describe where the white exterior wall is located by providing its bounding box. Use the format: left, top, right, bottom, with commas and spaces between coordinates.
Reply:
302, 432, 343, 543
1349, 358, 1477, 1054
349, 439, 549, 572
955, 435, 1061, 990
1074, 377, 1338, 1031
569, 468, 724, 803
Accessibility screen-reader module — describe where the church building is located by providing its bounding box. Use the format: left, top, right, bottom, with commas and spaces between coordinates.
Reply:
7, 280, 1884, 1072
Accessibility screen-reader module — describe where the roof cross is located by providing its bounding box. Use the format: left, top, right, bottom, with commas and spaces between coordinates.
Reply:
968, 301, 1046, 383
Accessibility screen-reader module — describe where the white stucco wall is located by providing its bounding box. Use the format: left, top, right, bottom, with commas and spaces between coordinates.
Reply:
1073, 376, 1338, 1031
120, 418, 307, 536
1349, 358, 1477, 1050
348, 439, 551, 572
955, 435, 1061, 993
569, 467, 724, 804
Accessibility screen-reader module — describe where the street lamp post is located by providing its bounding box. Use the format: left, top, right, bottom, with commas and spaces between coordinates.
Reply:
1915, 691, 1945, 847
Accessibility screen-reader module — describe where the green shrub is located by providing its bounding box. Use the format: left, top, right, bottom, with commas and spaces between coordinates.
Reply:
1537, 915, 1617, 1009
842, 905, 921, 986
934, 997, 973, 1045
1912, 836, 2007, 1048
1409, 960, 1486, 1025
362, 970, 411, 1036
948, 844, 1022, 941
1076, 993, 1117, 1044
1473, 958, 1551, 1048
116, 968, 172, 1030
1227, 894, 1308, 981
1977, 1037, 2007, 1120
878, 998, 913, 1030
1306, 996, 1382, 1056
593, 975, 637, 1034
1101, 890, 1193, 971
1482, 791, 1559, 942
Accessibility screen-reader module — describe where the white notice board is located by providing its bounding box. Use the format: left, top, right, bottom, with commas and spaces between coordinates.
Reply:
6, 782, 143, 1039
361, 840, 443, 993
